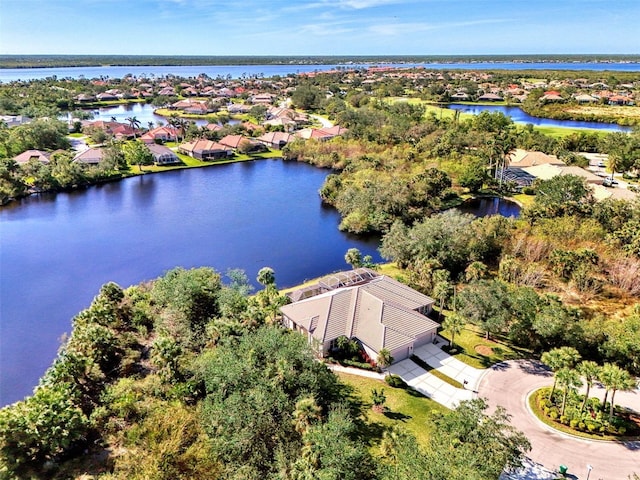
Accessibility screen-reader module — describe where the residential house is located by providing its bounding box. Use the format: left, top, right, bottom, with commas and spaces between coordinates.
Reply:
146, 144, 180, 165
295, 128, 334, 141
281, 268, 438, 363
14, 149, 51, 165
477, 93, 503, 102
73, 147, 105, 165
503, 149, 566, 187
1, 115, 32, 127
140, 125, 179, 144
96, 92, 118, 102
178, 139, 233, 160
256, 131, 294, 149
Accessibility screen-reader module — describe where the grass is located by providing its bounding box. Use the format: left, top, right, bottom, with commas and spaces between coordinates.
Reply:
439, 322, 530, 369
68, 133, 85, 138
510, 193, 536, 208
336, 372, 448, 448
280, 263, 406, 295
526, 125, 609, 138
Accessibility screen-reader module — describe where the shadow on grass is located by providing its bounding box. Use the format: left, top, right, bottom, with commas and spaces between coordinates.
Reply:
383, 410, 412, 422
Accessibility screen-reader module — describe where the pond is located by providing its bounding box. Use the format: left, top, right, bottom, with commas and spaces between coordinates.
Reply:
447, 103, 632, 132
455, 197, 521, 218
0, 160, 381, 406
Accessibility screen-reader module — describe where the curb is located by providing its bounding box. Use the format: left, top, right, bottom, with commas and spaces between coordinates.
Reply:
524, 389, 640, 446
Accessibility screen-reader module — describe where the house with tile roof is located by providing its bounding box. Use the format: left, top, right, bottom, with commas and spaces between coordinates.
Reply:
146, 144, 180, 165
14, 149, 51, 165
178, 139, 232, 160
281, 268, 438, 363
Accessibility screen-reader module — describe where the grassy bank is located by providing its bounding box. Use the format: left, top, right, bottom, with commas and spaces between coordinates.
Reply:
336, 372, 448, 448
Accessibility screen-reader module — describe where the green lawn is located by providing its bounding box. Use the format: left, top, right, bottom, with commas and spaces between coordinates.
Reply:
525, 125, 609, 138
439, 323, 530, 369
336, 372, 448, 448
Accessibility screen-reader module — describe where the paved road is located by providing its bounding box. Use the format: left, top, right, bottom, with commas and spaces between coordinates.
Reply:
478, 360, 640, 480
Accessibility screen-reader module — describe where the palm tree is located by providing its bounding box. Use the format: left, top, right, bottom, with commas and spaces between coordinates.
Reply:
256, 266, 276, 287
541, 347, 581, 401
600, 363, 637, 422
577, 360, 600, 412
442, 312, 465, 350
292, 397, 322, 435
431, 269, 452, 321
556, 367, 582, 416
125, 116, 141, 139
376, 348, 394, 372
465, 261, 488, 283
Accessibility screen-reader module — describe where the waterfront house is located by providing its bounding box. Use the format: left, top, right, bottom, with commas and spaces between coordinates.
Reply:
477, 93, 503, 102
73, 147, 104, 166
256, 131, 294, 149
140, 125, 180, 144
146, 144, 180, 165
281, 268, 438, 363
178, 139, 232, 160
14, 149, 51, 165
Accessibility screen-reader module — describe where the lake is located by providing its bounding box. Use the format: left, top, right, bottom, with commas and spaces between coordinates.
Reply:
83, 103, 210, 128
0, 160, 383, 406
447, 103, 631, 132
2, 61, 640, 82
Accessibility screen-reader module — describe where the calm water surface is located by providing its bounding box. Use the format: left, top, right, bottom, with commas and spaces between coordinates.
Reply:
448, 104, 631, 132
0, 160, 381, 406
456, 197, 521, 218
2, 62, 640, 82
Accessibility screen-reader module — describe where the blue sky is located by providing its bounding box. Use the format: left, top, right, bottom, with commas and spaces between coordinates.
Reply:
1, 0, 639, 56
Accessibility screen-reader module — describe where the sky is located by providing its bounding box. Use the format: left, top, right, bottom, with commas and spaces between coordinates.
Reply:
1, 0, 639, 56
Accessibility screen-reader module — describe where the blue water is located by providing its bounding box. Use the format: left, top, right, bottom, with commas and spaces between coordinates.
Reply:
0, 160, 382, 406
2, 61, 640, 82
456, 197, 521, 218
87, 103, 209, 128
448, 103, 632, 132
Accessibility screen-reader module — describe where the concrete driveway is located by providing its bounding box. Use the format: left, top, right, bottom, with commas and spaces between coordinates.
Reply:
413, 342, 486, 391
479, 360, 640, 480
388, 357, 474, 409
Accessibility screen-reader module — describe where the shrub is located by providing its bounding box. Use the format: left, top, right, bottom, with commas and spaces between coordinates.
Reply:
578, 421, 586, 430
586, 422, 596, 432
560, 415, 568, 425
522, 186, 535, 195
385, 374, 406, 389
549, 411, 559, 420
570, 419, 579, 428
618, 426, 626, 435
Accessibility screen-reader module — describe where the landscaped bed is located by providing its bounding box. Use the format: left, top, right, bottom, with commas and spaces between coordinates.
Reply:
529, 387, 640, 440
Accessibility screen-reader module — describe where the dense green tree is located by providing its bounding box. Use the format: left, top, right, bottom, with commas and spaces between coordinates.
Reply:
198, 326, 343, 479
526, 174, 593, 219
124, 139, 154, 171
0, 383, 89, 476
290, 406, 375, 480
379, 399, 530, 480
151, 267, 222, 348
455, 280, 510, 339
291, 84, 324, 110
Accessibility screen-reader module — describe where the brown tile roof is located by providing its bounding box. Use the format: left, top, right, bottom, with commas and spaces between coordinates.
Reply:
14, 150, 51, 164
